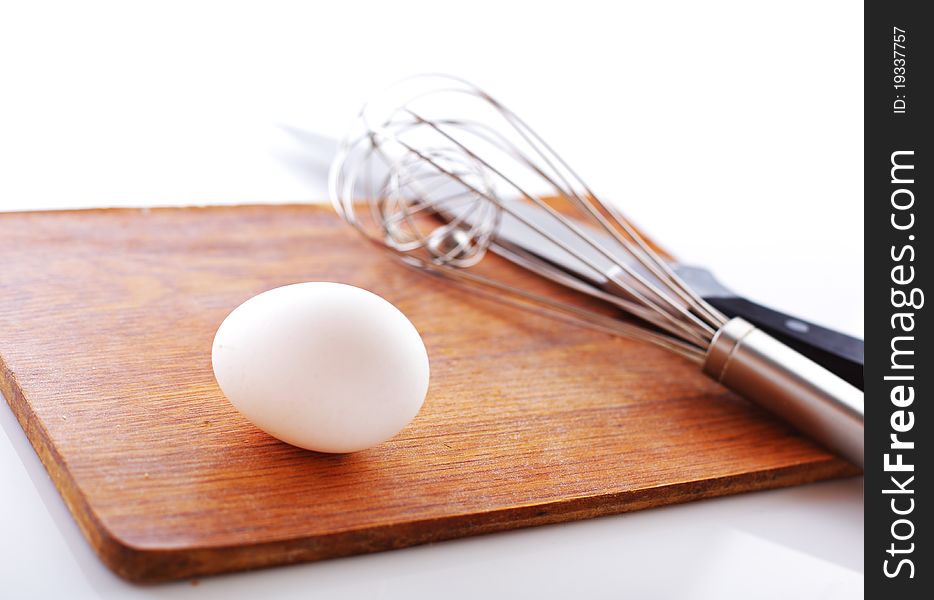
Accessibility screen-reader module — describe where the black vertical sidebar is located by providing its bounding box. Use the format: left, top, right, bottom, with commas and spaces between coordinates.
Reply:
865, 0, 930, 597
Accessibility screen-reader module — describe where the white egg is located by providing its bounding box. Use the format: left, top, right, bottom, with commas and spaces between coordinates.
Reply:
211, 282, 430, 453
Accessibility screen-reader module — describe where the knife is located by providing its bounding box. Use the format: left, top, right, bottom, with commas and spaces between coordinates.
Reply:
301, 128, 863, 388
446, 198, 864, 389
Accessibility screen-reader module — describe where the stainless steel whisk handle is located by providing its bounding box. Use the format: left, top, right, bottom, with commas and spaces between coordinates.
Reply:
703, 318, 864, 468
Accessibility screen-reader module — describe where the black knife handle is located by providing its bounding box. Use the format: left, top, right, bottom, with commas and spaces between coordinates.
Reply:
705, 296, 864, 390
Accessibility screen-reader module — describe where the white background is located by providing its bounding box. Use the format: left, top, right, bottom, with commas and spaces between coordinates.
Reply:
0, 1, 863, 598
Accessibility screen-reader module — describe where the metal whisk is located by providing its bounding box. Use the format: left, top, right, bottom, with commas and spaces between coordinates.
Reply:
329, 75, 863, 467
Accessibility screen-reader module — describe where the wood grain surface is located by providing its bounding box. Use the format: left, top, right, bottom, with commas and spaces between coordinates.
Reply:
0, 205, 858, 583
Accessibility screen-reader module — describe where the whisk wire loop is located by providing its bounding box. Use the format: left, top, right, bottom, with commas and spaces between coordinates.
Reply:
331, 75, 728, 358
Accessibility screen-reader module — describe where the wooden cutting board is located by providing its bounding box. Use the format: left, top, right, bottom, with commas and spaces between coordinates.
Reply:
0, 205, 857, 583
